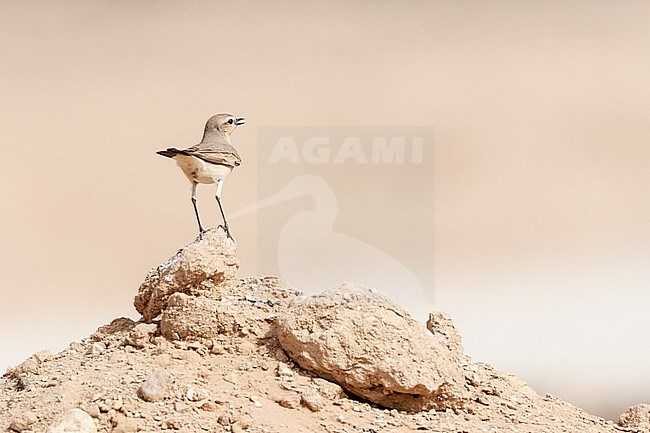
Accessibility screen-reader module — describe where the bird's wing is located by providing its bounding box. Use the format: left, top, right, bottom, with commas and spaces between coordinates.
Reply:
183, 143, 242, 167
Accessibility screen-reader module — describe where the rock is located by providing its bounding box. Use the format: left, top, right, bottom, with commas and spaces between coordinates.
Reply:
313, 378, 346, 400
125, 323, 158, 348
468, 362, 537, 404
277, 393, 301, 409
210, 342, 225, 355
164, 419, 181, 430
249, 395, 264, 408
217, 415, 232, 426
301, 391, 324, 412
33, 350, 54, 363
223, 373, 238, 384
88, 342, 106, 356
274, 348, 289, 362
10, 358, 38, 376
619, 404, 650, 430
236, 415, 253, 430
85, 405, 101, 419
9, 412, 37, 432
110, 414, 138, 433
138, 370, 173, 402
174, 401, 191, 412
426, 312, 465, 363
276, 283, 468, 412
187, 341, 203, 351
134, 227, 239, 322
160, 293, 221, 340
277, 365, 294, 378
46, 408, 96, 433
16, 377, 30, 390
237, 340, 257, 355
98, 399, 111, 413
91, 318, 136, 341
186, 387, 209, 402
112, 395, 124, 411
198, 401, 218, 412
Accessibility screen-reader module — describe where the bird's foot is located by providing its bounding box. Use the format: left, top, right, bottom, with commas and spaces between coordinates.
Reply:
197, 228, 207, 240
218, 225, 235, 242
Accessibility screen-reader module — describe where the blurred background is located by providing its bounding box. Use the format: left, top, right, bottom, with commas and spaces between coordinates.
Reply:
1, 0, 649, 421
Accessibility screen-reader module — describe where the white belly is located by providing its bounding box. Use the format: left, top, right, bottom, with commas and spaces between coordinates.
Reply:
175, 155, 232, 184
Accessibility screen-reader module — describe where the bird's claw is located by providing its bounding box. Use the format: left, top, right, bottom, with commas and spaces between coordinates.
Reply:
218, 225, 235, 242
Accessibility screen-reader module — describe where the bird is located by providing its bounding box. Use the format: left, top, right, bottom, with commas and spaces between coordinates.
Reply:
157, 113, 245, 240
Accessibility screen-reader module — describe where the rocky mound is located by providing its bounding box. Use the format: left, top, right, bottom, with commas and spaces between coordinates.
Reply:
1, 227, 645, 433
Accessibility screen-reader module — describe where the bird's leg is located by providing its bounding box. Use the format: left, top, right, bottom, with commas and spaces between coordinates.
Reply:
215, 179, 233, 241
191, 182, 206, 236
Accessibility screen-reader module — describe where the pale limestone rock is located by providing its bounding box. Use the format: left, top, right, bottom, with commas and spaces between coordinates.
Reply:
9, 412, 37, 432
426, 311, 465, 363
619, 404, 650, 431
32, 350, 53, 363
277, 393, 301, 409
138, 370, 173, 402
313, 378, 346, 400
46, 409, 96, 433
125, 323, 158, 348
277, 283, 469, 412
160, 293, 221, 340
134, 227, 239, 322
301, 391, 324, 412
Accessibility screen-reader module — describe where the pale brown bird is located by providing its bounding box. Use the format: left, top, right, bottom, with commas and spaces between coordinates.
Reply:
157, 114, 245, 240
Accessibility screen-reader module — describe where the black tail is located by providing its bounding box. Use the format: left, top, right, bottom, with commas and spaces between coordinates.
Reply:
157, 148, 180, 158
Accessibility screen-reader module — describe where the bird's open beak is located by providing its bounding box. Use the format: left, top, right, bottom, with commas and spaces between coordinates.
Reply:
235, 117, 246, 126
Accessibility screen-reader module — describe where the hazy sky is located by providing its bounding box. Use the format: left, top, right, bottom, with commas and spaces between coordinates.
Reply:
1, 1, 649, 420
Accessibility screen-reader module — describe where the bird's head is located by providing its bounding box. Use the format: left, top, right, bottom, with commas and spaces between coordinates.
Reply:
204, 113, 246, 136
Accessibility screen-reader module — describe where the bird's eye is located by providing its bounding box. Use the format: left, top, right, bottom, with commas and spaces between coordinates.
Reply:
227, 119, 234, 124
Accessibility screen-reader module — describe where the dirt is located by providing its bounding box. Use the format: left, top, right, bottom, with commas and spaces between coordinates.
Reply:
1, 228, 645, 433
